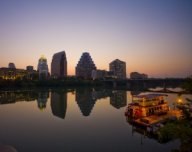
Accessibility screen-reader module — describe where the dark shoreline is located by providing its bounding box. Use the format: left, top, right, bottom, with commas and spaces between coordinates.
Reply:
0, 78, 191, 94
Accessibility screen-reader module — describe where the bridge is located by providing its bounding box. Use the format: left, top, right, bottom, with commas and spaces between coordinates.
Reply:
103, 78, 186, 90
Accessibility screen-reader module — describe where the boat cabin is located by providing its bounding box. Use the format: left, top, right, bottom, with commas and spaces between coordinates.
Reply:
126, 94, 169, 118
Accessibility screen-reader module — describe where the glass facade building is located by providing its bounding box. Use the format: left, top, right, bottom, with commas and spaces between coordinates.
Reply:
51, 51, 67, 78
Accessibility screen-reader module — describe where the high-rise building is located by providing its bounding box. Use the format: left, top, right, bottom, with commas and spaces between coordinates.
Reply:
8, 63, 16, 69
51, 51, 67, 78
109, 59, 126, 79
76, 52, 96, 79
37, 55, 49, 79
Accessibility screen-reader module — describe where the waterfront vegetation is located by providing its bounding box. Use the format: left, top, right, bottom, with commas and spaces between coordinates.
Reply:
158, 119, 192, 152
0, 77, 189, 90
181, 78, 192, 93
0, 78, 104, 88
157, 98, 192, 152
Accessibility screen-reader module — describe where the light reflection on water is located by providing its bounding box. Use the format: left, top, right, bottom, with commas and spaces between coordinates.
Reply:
0, 88, 191, 152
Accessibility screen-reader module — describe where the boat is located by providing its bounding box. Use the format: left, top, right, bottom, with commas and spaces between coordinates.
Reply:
125, 94, 183, 127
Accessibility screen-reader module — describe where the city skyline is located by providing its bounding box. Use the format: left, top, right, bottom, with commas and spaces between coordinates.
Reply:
1, 0, 192, 78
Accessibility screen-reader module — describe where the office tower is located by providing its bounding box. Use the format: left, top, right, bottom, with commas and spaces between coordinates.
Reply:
109, 59, 126, 79
51, 51, 67, 78
76, 52, 96, 79
37, 55, 49, 79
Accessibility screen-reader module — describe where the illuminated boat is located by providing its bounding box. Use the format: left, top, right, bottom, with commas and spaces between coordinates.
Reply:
125, 94, 169, 118
125, 94, 183, 127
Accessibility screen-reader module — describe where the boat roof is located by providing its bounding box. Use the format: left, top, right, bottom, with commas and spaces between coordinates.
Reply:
133, 94, 168, 99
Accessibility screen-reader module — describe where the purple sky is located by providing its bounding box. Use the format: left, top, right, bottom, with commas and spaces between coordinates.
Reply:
0, 0, 192, 77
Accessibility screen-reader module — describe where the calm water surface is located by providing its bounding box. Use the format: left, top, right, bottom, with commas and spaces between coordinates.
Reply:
0, 88, 191, 152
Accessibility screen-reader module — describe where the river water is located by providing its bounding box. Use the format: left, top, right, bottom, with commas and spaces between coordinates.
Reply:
0, 88, 191, 152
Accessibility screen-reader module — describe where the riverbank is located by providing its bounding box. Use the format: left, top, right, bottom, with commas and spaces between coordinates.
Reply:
0, 79, 104, 89
0, 78, 191, 94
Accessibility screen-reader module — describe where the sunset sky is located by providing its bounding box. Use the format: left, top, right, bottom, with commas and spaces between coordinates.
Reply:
0, 0, 192, 78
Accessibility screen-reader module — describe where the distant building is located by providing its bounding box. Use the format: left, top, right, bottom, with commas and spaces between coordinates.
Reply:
0, 68, 24, 80
37, 55, 49, 79
8, 63, 16, 69
109, 59, 126, 79
26, 66, 38, 80
92, 70, 115, 80
51, 51, 67, 78
0, 67, 38, 80
92, 70, 106, 80
130, 72, 148, 79
76, 52, 96, 79
0, 64, 37, 80
26, 66, 33, 71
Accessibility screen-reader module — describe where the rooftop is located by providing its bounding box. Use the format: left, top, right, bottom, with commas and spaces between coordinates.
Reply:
133, 94, 168, 99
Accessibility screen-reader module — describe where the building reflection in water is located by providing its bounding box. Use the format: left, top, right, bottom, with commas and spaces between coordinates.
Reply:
75, 88, 129, 116
110, 90, 127, 109
75, 88, 96, 116
51, 91, 67, 119
37, 91, 49, 110
127, 118, 157, 145
0, 91, 37, 105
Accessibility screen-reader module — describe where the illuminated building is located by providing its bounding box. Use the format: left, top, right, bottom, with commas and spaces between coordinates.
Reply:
0, 64, 37, 81
0, 67, 37, 80
109, 59, 126, 79
76, 52, 96, 79
0, 63, 37, 80
37, 55, 49, 79
51, 51, 67, 78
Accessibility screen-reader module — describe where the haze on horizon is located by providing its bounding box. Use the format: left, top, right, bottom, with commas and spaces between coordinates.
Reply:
0, 0, 192, 78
